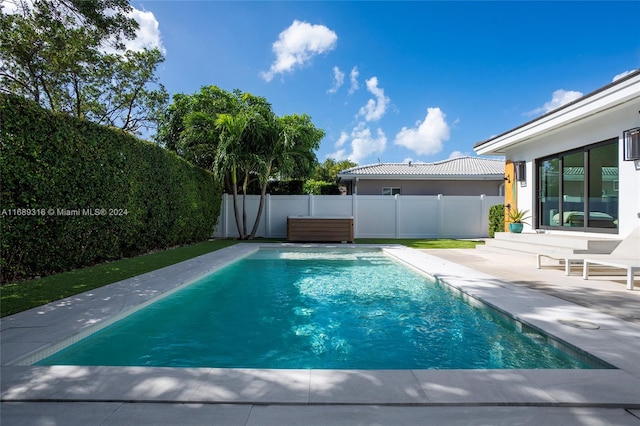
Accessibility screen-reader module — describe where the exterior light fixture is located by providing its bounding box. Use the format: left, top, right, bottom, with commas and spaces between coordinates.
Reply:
514, 161, 526, 182
623, 127, 640, 161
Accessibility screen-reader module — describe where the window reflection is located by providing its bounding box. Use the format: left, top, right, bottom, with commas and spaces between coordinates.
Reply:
537, 139, 618, 231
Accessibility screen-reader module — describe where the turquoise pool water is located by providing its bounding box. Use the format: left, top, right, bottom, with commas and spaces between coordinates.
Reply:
38, 249, 604, 369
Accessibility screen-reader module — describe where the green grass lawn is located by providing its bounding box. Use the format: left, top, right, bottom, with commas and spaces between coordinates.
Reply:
0, 238, 483, 317
355, 238, 483, 249
0, 239, 238, 317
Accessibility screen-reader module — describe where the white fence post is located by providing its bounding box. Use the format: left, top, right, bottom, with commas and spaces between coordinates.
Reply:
480, 194, 486, 238
352, 194, 358, 238
222, 193, 228, 238
438, 194, 444, 238
265, 193, 271, 238
395, 194, 400, 238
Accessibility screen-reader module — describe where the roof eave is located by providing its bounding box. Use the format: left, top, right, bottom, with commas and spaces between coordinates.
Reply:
474, 69, 640, 156
337, 174, 504, 181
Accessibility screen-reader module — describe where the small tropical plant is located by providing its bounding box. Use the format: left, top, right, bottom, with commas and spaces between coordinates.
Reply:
507, 208, 531, 224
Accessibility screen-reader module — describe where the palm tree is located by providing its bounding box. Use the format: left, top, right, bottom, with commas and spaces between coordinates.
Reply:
162, 86, 324, 240
248, 113, 324, 239
214, 112, 251, 239
215, 95, 272, 239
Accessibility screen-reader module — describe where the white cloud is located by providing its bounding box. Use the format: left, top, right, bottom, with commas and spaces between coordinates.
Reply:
100, 7, 164, 55
357, 76, 390, 122
612, 69, 636, 82
123, 8, 165, 54
526, 89, 583, 116
1, 0, 20, 14
448, 150, 468, 159
349, 66, 360, 94
328, 66, 344, 93
393, 107, 450, 156
261, 20, 337, 82
350, 123, 387, 162
328, 149, 348, 161
328, 123, 387, 163
335, 131, 349, 148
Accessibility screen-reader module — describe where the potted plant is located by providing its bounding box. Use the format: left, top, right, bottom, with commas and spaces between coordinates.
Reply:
506, 208, 530, 233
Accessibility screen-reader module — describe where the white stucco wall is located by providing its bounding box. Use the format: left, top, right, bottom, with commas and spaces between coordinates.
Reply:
505, 100, 640, 236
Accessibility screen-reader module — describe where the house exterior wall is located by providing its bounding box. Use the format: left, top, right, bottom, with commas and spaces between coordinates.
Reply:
503, 99, 640, 236
351, 179, 503, 196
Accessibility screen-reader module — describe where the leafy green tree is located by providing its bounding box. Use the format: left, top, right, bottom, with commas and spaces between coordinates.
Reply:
157, 85, 324, 239
248, 113, 323, 238
214, 104, 266, 239
303, 179, 339, 195
83, 48, 168, 134
0, 0, 167, 135
312, 158, 358, 182
303, 158, 357, 194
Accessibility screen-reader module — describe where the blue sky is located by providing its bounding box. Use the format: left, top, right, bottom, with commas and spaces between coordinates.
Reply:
129, 1, 640, 165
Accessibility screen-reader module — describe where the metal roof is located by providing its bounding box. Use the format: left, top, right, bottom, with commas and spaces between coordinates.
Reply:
563, 166, 618, 176
338, 156, 505, 180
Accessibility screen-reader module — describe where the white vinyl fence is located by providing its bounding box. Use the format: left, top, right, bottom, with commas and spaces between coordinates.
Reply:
214, 194, 503, 239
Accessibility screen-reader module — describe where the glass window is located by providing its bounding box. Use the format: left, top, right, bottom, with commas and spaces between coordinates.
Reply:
539, 158, 559, 227
382, 187, 401, 196
562, 151, 585, 227
536, 139, 618, 232
588, 143, 618, 228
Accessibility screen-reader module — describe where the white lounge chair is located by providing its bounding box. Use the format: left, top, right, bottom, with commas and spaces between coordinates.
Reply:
583, 259, 639, 290
535, 253, 585, 275
582, 227, 640, 290
536, 227, 640, 289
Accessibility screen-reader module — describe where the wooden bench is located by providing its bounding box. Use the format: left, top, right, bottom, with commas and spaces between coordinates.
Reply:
287, 216, 354, 243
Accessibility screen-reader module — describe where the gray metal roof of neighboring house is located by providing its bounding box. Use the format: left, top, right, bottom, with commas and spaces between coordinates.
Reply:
563, 166, 618, 176
337, 156, 505, 180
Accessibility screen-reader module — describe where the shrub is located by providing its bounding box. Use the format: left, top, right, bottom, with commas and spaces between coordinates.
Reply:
488, 204, 505, 238
0, 95, 222, 282
302, 179, 341, 195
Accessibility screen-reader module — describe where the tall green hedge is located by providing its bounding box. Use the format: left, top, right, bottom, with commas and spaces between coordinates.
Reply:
0, 95, 222, 282
488, 204, 505, 238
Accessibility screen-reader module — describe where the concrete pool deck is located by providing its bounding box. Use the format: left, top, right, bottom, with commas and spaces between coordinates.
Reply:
2, 244, 640, 425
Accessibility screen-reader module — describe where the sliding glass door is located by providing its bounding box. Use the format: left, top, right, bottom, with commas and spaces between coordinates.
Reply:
538, 158, 559, 227
536, 138, 618, 232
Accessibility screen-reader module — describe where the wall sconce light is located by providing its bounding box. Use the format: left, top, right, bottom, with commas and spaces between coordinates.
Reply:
623, 127, 640, 161
514, 161, 526, 182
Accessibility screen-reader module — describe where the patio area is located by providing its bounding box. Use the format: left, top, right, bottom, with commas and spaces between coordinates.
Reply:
2, 244, 640, 425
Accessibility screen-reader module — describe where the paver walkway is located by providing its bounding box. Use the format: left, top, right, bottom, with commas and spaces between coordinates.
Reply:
421, 248, 640, 325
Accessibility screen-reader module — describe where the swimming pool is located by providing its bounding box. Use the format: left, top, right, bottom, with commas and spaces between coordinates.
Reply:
36, 247, 609, 369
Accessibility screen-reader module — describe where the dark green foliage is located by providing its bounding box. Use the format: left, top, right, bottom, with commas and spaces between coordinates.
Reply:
302, 179, 342, 195
311, 158, 357, 182
301, 158, 357, 195
0, 95, 222, 282
488, 204, 505, 238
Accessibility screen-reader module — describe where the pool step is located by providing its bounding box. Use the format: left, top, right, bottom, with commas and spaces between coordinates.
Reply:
478, 232, 621, 256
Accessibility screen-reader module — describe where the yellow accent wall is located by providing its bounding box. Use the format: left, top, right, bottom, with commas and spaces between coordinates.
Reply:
504, 161, 517, 231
